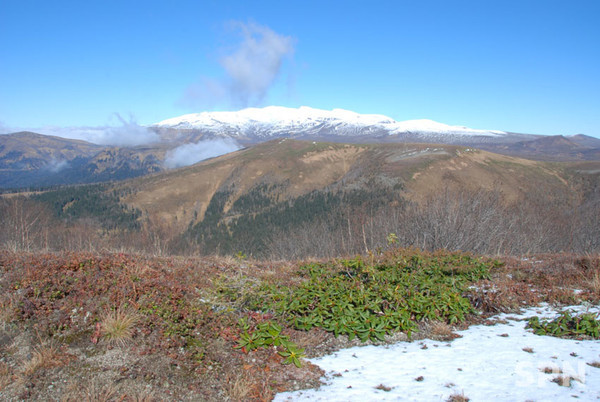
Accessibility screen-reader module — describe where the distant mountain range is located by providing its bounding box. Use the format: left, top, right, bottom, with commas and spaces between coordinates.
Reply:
153, 106, 507, 141
2, 106, 600, 189
0, 132, 165, 188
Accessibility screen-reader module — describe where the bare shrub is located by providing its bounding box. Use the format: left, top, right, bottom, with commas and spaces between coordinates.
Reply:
398, 189, 512, 254
268, 219, 342, 260
267, 183, 600, 259
0, 196, 51, 251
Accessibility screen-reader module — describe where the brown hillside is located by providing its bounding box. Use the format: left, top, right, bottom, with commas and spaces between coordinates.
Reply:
405, 148, 572, 204
119, 139, 581, 232
0, 132, 102, 169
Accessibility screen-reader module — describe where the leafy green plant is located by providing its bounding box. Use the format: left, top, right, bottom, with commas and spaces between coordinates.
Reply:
386, 233, 398, 245
235, 319, 306, 367
527, 310, 600, 339
277, 343, 306, 368
268, 251, 495, 342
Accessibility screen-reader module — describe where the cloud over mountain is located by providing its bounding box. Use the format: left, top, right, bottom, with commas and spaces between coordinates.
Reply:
40, 114, 160, 146
180, 21, 295, 110
164, 138, 242, 168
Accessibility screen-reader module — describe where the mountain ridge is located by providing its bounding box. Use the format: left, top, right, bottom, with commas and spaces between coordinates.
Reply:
118, 139, 594, 231
153, 106, 508, 143
2, 106, 599, 189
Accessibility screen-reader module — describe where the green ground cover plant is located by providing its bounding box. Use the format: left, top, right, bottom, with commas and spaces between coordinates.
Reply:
527, 309, 600, 339
266, 250, 498, 341
236, 319, 306, 367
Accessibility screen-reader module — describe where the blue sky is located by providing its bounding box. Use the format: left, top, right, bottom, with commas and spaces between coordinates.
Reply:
1, 0, 599, 137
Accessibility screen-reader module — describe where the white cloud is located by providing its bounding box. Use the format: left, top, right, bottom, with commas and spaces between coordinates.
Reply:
45, 158, 70, 173
40, 114, 160, 146
164, 138, 241, 168
180, 21, 295, 109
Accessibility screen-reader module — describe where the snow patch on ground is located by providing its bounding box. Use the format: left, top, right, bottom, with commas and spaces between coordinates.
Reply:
275, 304, 600, 401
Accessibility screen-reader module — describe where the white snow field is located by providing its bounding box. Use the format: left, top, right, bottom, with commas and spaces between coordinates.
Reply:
154, 106, 506, 138
275, 304, 600, 401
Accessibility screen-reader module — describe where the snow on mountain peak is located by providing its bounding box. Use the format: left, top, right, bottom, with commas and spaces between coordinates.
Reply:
389, 119, 506, 136
154, 106, 506, 138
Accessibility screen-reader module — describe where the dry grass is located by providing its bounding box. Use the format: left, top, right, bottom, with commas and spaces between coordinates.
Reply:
63, 379, 155, 402
540, 366, 562, 374
552, 375, 580, 387
447, 391, 470, 401
0, 361, 13, 390
522, 347, 534, 353
225, 371, 253, 401
428, 320, 457, 340
122, 390, 156, 402
22, 342, 65, 376
63, 380, 118, 402
590, 271, 600, 294
100, 307, 140, 347
467, 254, 600, 315
0, 295, 17, 329
126, 263, 152, 280
587, 361, 600, 369
375, 383, 393, 392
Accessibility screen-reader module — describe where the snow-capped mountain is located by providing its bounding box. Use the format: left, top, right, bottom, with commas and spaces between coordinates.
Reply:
3, 106, 599, 188
153, 106, 508, 144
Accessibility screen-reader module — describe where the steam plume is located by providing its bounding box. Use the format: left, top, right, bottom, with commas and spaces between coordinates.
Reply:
164, 138, 241, 168
180, 21, 294, 109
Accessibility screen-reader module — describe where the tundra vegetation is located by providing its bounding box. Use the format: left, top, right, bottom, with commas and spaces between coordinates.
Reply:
0, 249, 598, 400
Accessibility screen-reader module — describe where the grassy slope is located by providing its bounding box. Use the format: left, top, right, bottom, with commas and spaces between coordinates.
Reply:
119, 139, 586, 233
